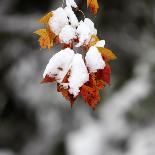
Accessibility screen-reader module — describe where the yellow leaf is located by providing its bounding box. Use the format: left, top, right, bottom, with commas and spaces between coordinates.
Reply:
89, 35, 99, 46
34, 29, 55, 49
97, 47, 117, 61
34, 29, 47, 36
87, 0, 99, 15
38, 12, 53, 24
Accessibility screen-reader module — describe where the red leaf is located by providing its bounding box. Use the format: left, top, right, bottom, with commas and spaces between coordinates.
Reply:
57, 84, 76, 107
97, 65, 111, 85
41, 75, 55, 84
81, 85, 100, 110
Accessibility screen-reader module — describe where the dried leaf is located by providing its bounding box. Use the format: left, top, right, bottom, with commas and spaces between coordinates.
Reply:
89, 73, 104, 89
81, 84, 100, 110
38, 12, 53, 24
41, 75, 55, 83
97, 47, 117, 61
97, 65, 111, 84
34, 29, 55, 49
57, 84, 76, 107
87, 0, 99, 15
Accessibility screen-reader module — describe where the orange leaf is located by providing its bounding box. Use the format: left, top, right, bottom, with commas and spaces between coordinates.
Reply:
89, 73, 104, 90
57, 84, 76, 107
34, 29, 55, 49
97, 47, 117, 61
81, 85, 100, 110
41, 75, 55, 84
38, 12, 53, 24
87, 0, 99, 15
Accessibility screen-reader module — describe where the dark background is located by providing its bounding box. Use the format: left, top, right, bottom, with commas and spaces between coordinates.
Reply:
0, 0, 155, 155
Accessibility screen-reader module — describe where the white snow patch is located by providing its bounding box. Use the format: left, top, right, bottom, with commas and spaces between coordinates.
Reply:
59, 25, 76, 44
43, 48, 75, 83
76, 18, 97, 47
66, 0, 77, 8
49, 7, 68, 35
85, 46, 105, 73
64, 6, 79, 28
95, 40, 105, 48
68, 54, 89, 97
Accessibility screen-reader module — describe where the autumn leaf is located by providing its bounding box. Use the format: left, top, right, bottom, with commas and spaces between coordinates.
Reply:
87, 0, 99, 15
38, 12, 53, 24
97, 47, 117, 61
41, 75, 55, 84
57, 84, 76, 107
81, 84, 100, 110
89, 35, 100, 46
97, 65, 111, 84
89, 73, 104, 89
34, 28, 55, 49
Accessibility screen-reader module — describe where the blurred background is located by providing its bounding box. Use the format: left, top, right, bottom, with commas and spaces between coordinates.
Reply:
0, 0, 155, 155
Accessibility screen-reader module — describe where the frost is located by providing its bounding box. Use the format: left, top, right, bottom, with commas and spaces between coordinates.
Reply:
95, 40, 105, 48
66, 0, 77, 8
59, 25, 76, 44
43, 48, 75, 83
76, 18, 97, 47
85, 46, 105, 73
64, 7, 79, 28
68, 54, 89, 97
49, 7, 68, 35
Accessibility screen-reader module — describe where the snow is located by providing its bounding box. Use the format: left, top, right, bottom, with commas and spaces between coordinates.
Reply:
43, 48, 75, 83
85, 46, 105, 73
66, 0, 77, 8
59, 25, 76, 44
76, 18, 97, 47
68, 54, 89, 97
49, 7, 68, 35
95, 40, 105, 48
64, 6, 79, 28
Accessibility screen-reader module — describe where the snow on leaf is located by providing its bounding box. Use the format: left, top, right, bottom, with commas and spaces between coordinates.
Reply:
97, 47, 117, 61
49, 7, 69, 35
34, 28, 55, 49
81, 84, 100, 110
38, 12, 53, 24
64, 6, 79, 27
59, 25, 76, 44
95, 40, 105, 48
87, 0, 99, 15
76, 18, 97, 47
85, 46, 106, 73
66, 0, 77, 8
43, 48, 75, 83
68, 54, 89, 97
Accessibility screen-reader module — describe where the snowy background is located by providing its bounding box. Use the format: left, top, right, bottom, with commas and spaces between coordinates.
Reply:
0, 0, 155, 155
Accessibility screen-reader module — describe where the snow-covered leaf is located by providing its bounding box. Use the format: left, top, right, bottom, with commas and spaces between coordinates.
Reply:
59, 25, 76, 44
85, 46, 105, 73
68, 54, 89, 97
43, 48, 75, 83
66, 0, 77, 8
49, 7, 69, 35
